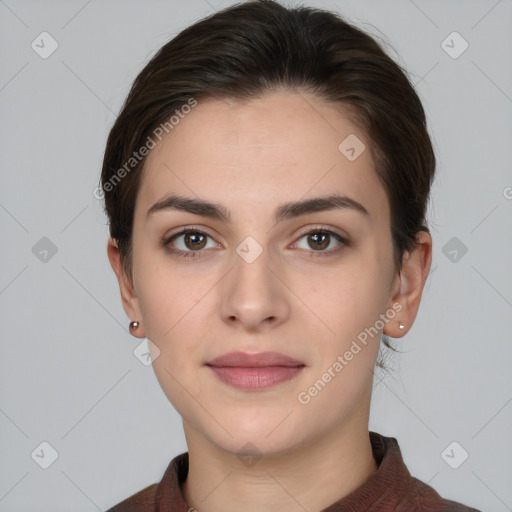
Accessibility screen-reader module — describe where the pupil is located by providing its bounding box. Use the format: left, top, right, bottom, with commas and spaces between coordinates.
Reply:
310, 233, 328, 250
186, 233, 205, 249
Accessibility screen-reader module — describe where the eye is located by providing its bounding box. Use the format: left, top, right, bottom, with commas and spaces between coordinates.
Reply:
293, 227, 349, 257
162, 226, 350, 260
162, 228, 218, 259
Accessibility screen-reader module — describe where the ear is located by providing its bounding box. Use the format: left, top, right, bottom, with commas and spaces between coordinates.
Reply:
107, 238, 146, 338
383, 230, 432, 338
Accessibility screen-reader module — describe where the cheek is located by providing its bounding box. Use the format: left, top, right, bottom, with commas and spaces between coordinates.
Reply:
134, 250, 216, 368
134, 247, 195, 334
294, 275, 383, 424
301, 258, 390, 341
296, 255, 390, 405
136, 258, 208, 412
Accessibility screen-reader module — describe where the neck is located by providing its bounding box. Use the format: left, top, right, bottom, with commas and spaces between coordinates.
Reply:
181, 421, 378, 512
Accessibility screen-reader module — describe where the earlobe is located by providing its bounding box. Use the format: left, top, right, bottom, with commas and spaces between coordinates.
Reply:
107, 238, 146, 338
384, 231, 432, 338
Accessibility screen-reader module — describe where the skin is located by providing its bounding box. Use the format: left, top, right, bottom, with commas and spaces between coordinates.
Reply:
108, 90, 432, 512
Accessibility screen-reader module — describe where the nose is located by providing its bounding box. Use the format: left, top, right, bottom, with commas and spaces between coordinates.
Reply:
219, 243, 290, 333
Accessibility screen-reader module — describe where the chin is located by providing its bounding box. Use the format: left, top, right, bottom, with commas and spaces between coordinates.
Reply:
202, 415, 308, 457
217, 434, 300, 460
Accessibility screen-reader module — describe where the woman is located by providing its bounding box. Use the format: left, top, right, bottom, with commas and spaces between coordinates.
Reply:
101, 1, 480, 510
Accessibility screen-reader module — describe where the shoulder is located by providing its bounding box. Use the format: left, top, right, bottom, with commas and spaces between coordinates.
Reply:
410, 476, 482, 512
370, 432, 480, 511
103, 452, 188, 512
104, 483, 158, 512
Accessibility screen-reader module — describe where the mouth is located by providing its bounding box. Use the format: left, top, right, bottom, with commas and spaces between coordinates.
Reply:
205, 351, 305, 390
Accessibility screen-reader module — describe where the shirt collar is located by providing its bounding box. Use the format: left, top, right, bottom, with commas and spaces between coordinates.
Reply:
153, 431, 411, 511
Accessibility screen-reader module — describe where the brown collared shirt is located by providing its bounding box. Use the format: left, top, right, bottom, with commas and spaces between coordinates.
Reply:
105, 432, 481, 511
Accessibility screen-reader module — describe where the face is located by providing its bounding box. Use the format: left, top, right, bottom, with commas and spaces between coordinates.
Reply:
114, 90, 408, 457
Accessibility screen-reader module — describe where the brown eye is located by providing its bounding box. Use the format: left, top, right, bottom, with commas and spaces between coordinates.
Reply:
163, 229, 216, 259
294, 228, 349, 257
183, 232, 207, 250
307, 232, 330, 250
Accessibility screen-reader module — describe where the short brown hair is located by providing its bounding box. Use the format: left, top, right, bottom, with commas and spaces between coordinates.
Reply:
100, 0, 435, 365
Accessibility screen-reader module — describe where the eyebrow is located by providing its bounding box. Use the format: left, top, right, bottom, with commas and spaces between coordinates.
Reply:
146, 194, 370, 224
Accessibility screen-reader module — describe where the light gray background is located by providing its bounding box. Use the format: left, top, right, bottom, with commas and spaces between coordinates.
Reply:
1, 0, 511, 510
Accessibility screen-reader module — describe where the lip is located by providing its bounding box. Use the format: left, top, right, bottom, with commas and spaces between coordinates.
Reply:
206, 351, 304, 368
206, 351, 305, 390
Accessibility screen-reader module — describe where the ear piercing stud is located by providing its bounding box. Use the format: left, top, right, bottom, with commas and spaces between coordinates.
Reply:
131, 319, 405, 334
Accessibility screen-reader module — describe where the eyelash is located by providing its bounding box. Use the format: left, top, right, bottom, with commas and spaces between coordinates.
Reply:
161, 226, 350, 260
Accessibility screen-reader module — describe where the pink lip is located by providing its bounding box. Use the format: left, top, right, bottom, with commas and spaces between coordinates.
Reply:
206, 351, 305, 390
206, 351, 304, 367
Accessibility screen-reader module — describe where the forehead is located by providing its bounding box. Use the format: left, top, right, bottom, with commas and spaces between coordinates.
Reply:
136, 91, 389, 225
